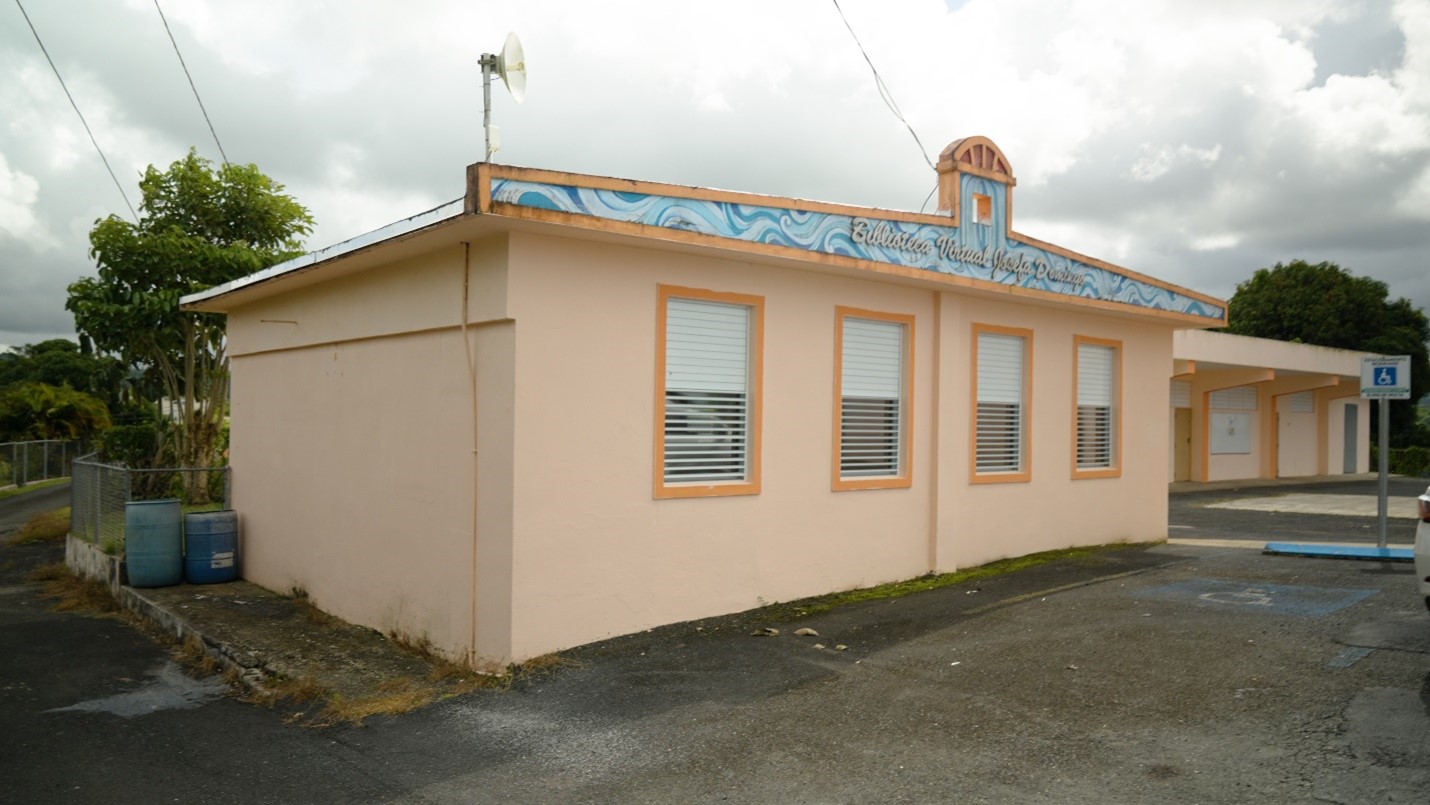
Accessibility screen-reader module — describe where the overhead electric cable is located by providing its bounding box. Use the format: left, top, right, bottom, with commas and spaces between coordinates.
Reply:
831, 0, 937, 173
830, 0, 941, 212
14, 0, 138, 222
153, 0, 229, 166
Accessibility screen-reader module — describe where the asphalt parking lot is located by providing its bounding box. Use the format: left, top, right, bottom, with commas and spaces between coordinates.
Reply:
2, 479, 1427, 803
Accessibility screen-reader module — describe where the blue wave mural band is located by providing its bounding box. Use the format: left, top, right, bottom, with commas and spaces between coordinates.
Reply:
491, 178, 1224, 321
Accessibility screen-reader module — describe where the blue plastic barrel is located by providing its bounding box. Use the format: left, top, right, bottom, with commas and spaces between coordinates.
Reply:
124, 499, 182, 588
183, 510, 239, 584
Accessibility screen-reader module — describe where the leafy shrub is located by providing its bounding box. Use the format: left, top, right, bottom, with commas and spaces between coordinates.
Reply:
97, 423, 161, 467
1389, 446, 1430, 477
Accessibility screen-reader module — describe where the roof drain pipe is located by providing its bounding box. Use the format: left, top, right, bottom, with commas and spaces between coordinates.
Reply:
461, 241, 480, 667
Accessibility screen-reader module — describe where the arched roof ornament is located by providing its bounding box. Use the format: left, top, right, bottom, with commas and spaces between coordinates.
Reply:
938, 136, 1015, 185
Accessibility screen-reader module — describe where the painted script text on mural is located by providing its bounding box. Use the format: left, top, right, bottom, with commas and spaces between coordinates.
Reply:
850, 218, 1086, 288
489, 178, 1224, 322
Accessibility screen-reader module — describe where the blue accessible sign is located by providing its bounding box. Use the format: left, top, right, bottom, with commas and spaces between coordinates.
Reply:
1361, 355, 1411, 400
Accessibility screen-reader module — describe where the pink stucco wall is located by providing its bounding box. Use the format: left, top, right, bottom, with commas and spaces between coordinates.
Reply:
500, 233, 939, 660
935, 295, 1172, 570
220, 227, 1189, 664
497, 233, 1174, 660
225, 241, 516, 663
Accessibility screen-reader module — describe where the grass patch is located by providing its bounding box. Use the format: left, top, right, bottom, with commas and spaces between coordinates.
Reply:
310, 650, 573, 726
761, 543, 1148, 620
248, 674, 331, 710
514, 652, 582, 683
314, 678, 438, 726
0, 477, 67, 501
178, 633, 220, 676
27, 561, 121, 615
5, 507, 71, 545
392, 630, 515, 693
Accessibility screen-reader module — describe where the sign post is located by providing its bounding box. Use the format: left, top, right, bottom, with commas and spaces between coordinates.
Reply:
1360, 355, 1411, 548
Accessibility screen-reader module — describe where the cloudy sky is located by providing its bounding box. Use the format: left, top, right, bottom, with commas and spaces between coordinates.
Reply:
2, 0, 1428, 351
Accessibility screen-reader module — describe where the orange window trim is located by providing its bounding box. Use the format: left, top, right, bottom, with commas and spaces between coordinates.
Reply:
969, 323, 1034, 484
832, 306, 916, 492
1070, 334, 1123, 480
653, 284, 764, 499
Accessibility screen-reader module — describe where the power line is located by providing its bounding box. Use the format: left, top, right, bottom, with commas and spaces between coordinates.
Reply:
14, 0, 138, 222
830, 0, 941, 211
153, 0, 229, 166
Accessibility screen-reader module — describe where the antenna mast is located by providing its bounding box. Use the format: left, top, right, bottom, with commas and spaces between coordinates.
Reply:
479, 33, 526, 162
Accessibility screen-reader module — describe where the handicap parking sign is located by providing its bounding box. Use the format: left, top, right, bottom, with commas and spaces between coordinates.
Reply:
1361, 356, 1410, 399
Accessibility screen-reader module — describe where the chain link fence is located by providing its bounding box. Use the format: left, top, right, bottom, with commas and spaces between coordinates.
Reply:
69, 453, 230, 553
1, 440, 81, 489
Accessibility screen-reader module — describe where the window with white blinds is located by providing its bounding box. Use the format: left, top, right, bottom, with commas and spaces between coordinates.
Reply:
1170, 380, 1191, 409
839, 316, 906, 479
1210, 385, 1258, 410
1286, 391, 1314, 413
975, 329, 1028, 475
1074, 340, 1118, 473
659, 290, 761, 494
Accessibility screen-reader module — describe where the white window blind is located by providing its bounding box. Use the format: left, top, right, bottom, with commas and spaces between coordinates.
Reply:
1076, 343, 1115, 470
1210, 385, 1258, 410
840, 317, 905, 478
976, 332, 1025, 473
1286, 391, 1314, 413
663, 298, 751, 483
1170, 380, 1191, 409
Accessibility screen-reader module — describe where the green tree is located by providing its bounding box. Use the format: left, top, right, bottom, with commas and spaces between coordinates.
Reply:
0, 382, 111, 442
0, 339, 127, 408
1225, 260, 1430, 446
66, 150, 312, 480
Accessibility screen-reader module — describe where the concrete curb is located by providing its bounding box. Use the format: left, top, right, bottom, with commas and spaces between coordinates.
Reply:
65, 534, 271, 692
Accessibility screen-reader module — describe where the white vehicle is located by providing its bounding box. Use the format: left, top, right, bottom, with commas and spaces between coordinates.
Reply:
1418, 486, 1430, 613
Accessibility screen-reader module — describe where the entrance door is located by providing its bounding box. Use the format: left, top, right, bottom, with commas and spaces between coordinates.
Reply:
1343, 404, 1357, 473
1173, 408, 1192, 481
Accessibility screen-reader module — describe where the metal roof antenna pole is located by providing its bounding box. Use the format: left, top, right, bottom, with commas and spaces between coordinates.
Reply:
479, 33, 525, 163
480, 51, 495, 162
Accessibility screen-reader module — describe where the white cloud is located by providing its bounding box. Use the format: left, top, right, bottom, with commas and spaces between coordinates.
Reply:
1, 0, 1429, 347
0, 150, 54, 248
1130, 144, 1223, 182
1190, 233, 1241, 252
1291, 73, 1429, 156
1392, 0, 1430, 107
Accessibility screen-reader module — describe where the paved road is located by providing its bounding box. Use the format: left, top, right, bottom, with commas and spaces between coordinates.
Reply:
2, 481, 1427, 803
1171, 476, 1426, 546
0, 481, 70, 538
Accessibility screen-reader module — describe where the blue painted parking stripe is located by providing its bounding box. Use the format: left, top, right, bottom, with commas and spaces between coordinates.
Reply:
1138, 578, 1378, 618
1264, 542, 1413, 562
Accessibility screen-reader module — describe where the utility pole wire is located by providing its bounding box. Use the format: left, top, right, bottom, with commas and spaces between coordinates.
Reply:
831, 0, 937, 174
154, 0, 229, 166
830, 0, 941, 211
14, 0, 138, 222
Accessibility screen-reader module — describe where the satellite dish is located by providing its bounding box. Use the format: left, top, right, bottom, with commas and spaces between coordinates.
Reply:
480, 32, 528, 161
497, 32, 526, 104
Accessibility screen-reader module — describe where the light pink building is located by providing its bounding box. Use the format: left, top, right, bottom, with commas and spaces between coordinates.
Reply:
185, 138, 1231, 665
1168, 330, 1372, 483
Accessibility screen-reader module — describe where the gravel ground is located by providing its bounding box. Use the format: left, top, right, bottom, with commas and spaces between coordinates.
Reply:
362, 540, 1429, 804
3, 478, 1427, 803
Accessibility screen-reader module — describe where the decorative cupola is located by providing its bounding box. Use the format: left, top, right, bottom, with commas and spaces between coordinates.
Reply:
937, 136, 1016, 233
